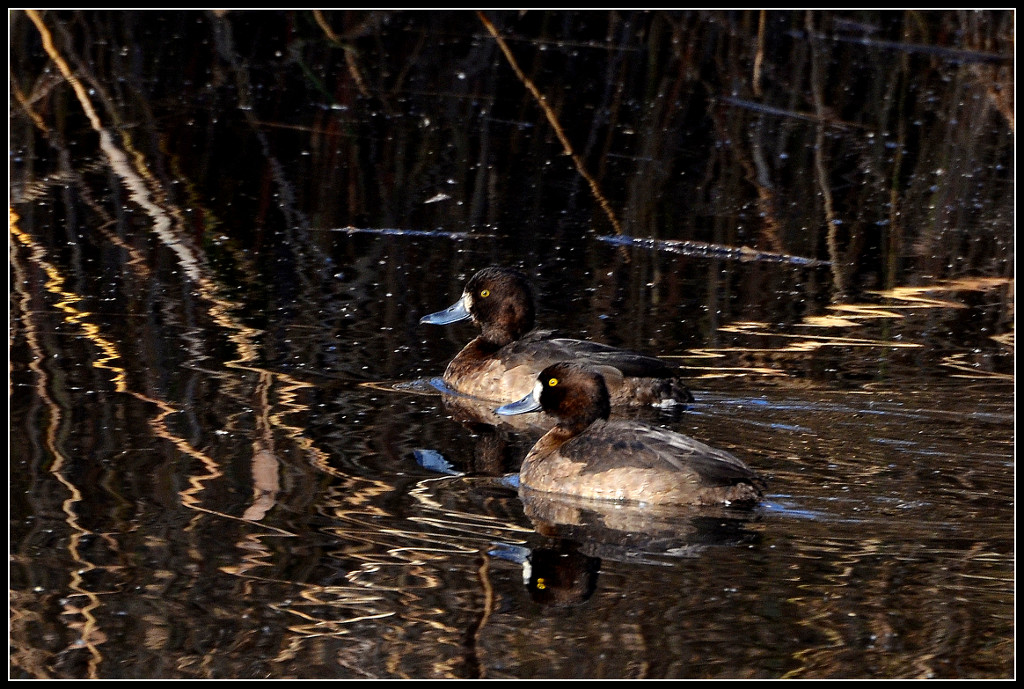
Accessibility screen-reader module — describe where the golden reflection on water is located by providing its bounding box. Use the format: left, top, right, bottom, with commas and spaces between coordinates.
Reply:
677, 276, 1012, 380
777, 532, 1012, 679
21, 3, 402, 540
211, 465, 538, 678
11, 213, 115, 678
11, 15, 377, 674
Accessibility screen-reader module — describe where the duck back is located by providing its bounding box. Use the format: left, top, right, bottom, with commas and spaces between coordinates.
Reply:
521, 419, 764, 506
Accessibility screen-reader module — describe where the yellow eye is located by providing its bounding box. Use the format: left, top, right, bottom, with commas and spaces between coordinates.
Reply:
479, 289, 490, 298
536, 578, 547, 590
548, 377, 558, 387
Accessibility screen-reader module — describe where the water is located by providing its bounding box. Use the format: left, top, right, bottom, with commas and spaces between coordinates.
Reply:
9, 10, 1014, 679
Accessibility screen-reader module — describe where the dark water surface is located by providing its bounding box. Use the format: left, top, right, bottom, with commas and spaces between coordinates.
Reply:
10, 10, 1014, 679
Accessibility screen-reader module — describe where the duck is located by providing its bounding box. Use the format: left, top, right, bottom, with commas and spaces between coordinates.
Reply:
420, 266, 693, 407
494, 362, 764, 506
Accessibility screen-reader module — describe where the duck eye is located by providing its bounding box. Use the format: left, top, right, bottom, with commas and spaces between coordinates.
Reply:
547, 377, 558, 387
479, 289, 490, 298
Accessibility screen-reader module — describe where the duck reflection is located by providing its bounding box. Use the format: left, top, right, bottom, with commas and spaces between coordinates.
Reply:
429, 376, 553, 432
422, 377, 549, 476
489, 489, 762, 608
489, 539, 601, 608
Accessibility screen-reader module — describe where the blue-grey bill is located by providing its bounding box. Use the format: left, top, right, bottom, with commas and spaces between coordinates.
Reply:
495, 393, 542, 416
419, 295, 471, 325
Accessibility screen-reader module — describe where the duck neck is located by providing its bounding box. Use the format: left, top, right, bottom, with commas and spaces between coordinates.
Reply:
553, 394, 610, 436
461, 336, 504, 358
478, 317, 531, 347
477, 327, 517, 349
552, 418, 592, 438
529, 425, 577, 459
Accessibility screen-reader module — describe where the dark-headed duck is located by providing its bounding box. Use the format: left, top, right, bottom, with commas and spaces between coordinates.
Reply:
495, 362, 764, 507
420, 267, 693, 407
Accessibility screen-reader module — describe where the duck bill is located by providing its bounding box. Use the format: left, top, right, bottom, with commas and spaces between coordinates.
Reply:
495, 389, 543, 416
420, 293, 472, 325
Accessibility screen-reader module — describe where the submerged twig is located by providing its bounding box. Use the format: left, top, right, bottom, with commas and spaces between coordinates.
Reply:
821, 31, 1011, 65
332, 226, 494, 239
719, 96, 868, 131
477, 11, 623, 236
596, 235, 831, 267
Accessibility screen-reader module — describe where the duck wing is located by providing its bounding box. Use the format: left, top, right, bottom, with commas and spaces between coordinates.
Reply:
562, 420, 763, 488
511, 332, 679, 378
